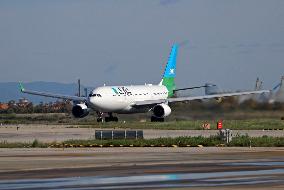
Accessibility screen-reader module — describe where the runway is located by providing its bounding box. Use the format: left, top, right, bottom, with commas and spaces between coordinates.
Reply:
0, 147, 283, 189
0, 124, 283, 143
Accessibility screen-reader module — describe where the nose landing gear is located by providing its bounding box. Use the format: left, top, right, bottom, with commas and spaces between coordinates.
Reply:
96, 112, 104, 123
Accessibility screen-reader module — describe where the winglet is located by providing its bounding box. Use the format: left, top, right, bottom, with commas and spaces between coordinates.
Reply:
19, 82, 25, 92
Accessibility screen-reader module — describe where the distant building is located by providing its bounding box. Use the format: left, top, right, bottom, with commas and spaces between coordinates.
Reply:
17, 98, 30, 107
0, 103, 9, 110
8, 100, 16, 106
254, 77, 263, 91
271, 76, 284, 103
51, 101, 66, 111
242, 77, 265, 103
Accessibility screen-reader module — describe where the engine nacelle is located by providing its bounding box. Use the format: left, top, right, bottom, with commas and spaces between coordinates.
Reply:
72, 103, 89, 118
153, 104, 171, 118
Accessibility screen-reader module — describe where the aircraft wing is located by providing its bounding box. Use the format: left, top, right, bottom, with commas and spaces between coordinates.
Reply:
19, 83, 87, 102
167, 90, 269, 103
134, 90, 269, 106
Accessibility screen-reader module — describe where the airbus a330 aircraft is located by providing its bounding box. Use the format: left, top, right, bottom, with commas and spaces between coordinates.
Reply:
20, 44, 268, 122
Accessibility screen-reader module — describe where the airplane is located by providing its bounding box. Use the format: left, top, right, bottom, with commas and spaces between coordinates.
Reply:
19, 44, 269, 122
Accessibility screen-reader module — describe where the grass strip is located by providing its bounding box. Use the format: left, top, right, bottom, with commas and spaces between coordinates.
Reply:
0, 136, 283, 148
1, 113, 284, 130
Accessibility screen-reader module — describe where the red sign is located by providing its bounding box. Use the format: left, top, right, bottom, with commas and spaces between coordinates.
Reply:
217, 120, 223, 129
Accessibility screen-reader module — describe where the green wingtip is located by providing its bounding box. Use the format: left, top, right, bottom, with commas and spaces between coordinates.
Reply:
19, 82, 25, 92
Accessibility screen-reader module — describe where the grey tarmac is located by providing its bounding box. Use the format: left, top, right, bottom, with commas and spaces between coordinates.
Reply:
0, 147, 283, 189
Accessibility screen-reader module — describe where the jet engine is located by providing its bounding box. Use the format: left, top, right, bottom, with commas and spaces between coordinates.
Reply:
152, 104, 171, 118
72, 103, 89, 118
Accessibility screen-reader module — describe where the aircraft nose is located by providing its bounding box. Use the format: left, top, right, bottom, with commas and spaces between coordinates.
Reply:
89, 96, 97, 103
89, 96, 102, 106
88, 93, 104, 108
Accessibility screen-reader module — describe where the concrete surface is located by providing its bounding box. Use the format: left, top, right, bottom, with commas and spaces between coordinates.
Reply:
0, 147, 283, 189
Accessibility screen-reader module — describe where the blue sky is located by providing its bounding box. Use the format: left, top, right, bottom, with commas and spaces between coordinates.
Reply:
0, 0, 283, 91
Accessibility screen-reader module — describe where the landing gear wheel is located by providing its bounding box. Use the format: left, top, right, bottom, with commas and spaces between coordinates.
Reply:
151, 116, 164, 122
105, 116, 119, 122
105, 117, 110, 122
113, 117, 118, 122
97, 118, 103, 123
96, 112, 103, 123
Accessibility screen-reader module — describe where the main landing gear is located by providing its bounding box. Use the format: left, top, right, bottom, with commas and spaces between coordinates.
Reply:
97, 117, 103, 123
96, 112, 118, 123
151, 116, 164, 122
105, 116, 118, 122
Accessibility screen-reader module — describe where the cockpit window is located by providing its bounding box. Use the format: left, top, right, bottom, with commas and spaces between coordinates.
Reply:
89, 93, 102, 97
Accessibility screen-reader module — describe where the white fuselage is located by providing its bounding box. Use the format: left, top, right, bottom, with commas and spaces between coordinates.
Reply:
88, 84, 168, 113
